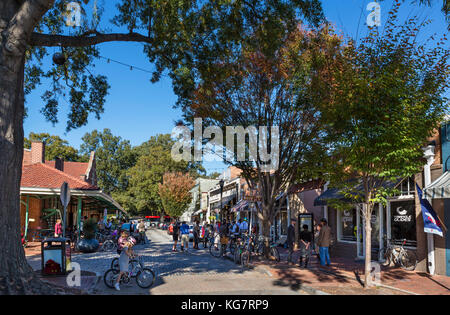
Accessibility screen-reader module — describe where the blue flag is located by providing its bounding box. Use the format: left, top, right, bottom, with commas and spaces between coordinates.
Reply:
416, 184, 443, 237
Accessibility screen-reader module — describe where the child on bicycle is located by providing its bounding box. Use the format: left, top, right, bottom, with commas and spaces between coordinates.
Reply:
115, 236, 136, 291
117, 230, 129, 255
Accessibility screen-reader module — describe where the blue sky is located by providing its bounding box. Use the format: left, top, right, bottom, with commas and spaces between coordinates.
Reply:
23, 0, 448, 174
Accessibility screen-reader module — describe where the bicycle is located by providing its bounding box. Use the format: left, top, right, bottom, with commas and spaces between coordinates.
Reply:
100, 235, 117, 252
233, 234, 251, 268
381, 238, 417, 271
251, 234, 280, 262
104, 255, 155, 289
209, 234, 237, 258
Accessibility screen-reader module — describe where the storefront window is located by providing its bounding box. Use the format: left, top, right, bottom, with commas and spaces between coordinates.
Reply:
370, 205, 380, 249
340, 208, 357, 242
390, 200, 416, 246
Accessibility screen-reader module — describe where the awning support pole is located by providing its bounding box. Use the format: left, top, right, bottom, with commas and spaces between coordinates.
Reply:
24, 195, 29, 240
423, 144, 436, 275
77, 197, 82, 238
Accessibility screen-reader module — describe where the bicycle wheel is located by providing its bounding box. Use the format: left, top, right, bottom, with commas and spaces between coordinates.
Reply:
209, 243, 222, 258
241, 250, 250, 268
257, 242, 264, 255
381, 248, 391, 267
136, 268, 155, 288
104, 240, 116, 251
233, 249, 241, 264
270, 247, 280, 262
229, 239, 236, 256
400, 250, 417, 271
111, 257, 119, 271
104, 269, 119, 288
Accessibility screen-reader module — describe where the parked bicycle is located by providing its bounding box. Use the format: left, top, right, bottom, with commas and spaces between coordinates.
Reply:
209, 233, 237, 258
100, 234, 117, 252
381, 238, 417, 271
250, 234, 280, 262
233, 234, 251, 268
104, 255, 155, 289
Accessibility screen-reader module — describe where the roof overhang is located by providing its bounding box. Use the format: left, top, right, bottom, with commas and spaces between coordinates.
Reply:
20, 187, 126, 213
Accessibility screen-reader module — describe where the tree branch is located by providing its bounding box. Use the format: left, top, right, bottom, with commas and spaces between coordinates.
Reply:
30, 31, 154, 47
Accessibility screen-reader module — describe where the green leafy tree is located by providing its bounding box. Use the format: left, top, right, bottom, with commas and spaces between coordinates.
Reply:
178, 24, 339, 255
317, 2, 449, 287
24, 132, 81, 161
407, 0, 450, 29
158, 172, 195, 218
0, 0, 324, 295
80, 129, 137, 194
126, 134, 204, 215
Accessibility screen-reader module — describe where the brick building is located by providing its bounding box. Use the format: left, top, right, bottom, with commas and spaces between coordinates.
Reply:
20, 141, 125, 241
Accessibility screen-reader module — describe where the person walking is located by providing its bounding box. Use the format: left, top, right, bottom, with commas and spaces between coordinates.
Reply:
299, 224, 312, 268
317, 218, 331, 267
180, 221, 190, 252
172, 220, 180, 252
54, 219, 62, 238
137, 220, 146, 244
286, 218, 296, 265
219, 219, 229, 251
193, 220, 200, 249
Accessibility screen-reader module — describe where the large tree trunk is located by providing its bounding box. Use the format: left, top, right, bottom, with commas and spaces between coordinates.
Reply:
260, 202, 273, 259
0, 0, 61, 294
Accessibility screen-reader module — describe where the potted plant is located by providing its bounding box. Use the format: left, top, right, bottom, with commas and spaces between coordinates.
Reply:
77, 218, 99, 253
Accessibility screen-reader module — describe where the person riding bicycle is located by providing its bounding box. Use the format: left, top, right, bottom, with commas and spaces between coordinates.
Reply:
117, 230, 129, 255
219, 220, 229, 247
114, 236, 136, 291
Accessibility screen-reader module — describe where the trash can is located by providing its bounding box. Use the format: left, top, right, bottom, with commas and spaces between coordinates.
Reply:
41, 238, 71, 276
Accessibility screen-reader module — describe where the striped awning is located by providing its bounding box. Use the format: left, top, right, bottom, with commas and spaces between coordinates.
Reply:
231, 200, 249, 212
424, 171, 450, 199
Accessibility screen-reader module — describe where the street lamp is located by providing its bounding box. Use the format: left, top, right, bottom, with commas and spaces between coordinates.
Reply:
219, 179, 224, 222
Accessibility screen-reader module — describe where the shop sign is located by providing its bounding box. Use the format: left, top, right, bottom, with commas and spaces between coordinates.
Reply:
342, 210, 353, 222
393, 206, 412, 223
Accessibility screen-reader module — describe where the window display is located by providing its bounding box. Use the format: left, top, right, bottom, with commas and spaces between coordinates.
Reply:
390, 200, 416, 245
340, 208, 357, 241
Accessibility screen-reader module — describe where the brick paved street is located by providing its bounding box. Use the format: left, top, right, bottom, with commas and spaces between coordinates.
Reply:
26, 229, 310, 295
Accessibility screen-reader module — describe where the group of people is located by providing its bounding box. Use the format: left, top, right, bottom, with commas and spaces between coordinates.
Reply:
170, 220, 192, 252
286, 217, 331, 268
169, 218, 252, 252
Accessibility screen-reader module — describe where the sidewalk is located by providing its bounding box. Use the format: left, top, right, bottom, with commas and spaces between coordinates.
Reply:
251, 247, 450, 295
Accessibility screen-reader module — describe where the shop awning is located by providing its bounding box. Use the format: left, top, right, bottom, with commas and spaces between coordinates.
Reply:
313, 187, 352, 206
211, 195, 235, 208
424, 171, 450, 199
231, 200, 249, 212
193, 209, 204, 215
313, 178, 402, 206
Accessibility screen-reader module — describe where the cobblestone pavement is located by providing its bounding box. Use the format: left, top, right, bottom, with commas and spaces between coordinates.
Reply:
27, 229, 310, 295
